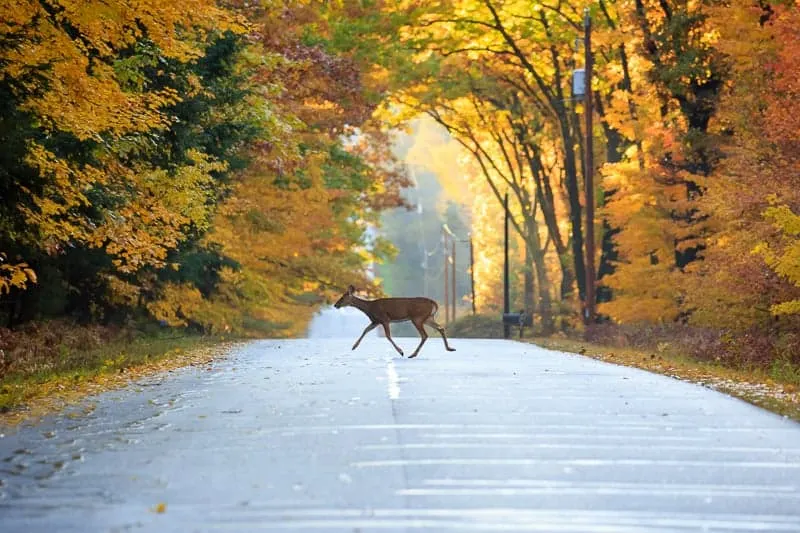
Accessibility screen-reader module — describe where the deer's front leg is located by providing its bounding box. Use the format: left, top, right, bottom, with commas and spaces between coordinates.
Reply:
352, 322, 378, 351
381, 322, 404, 356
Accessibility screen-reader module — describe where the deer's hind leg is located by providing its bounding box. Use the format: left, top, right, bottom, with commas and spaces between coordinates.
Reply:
408, 318, 429, 359
425, 317, 456, 352
381, 322, 404, 356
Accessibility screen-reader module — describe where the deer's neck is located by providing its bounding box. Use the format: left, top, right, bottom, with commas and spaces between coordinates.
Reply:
350, 296, 376, 318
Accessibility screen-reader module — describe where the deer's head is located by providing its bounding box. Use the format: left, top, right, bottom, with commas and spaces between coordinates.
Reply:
334, 285, 356, 308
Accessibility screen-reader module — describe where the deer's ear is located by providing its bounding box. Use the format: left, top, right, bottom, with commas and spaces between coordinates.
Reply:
347, 285, 356, 294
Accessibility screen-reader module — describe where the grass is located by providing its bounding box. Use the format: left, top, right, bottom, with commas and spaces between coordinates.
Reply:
0, 328, 235, 426
446, 313, 506, 338
447, 314, 800, 422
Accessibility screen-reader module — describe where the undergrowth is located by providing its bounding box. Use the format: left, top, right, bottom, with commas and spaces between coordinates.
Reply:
0, 320, 224, 414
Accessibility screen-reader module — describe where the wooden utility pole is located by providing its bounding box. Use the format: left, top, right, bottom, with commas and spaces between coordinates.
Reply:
583, 8, 596, 324
503, 193, 511, 339
443, 227, 450, 324
451, 235, 456, 321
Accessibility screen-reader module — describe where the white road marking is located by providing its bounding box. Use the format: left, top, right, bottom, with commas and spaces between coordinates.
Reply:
386, 359, 400, 400
352, 458, 800, 468
357, 442, 800, 454
423, 479, 800, 492
201, 507, 800, 531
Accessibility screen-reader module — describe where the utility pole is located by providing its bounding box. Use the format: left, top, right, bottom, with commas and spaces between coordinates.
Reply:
469, 234, 476, 315
503, 193, 511, 339
451, 234, 456, 321
443, 224, 460, 323
443, 227, 450, 324
583, 8, 596, 324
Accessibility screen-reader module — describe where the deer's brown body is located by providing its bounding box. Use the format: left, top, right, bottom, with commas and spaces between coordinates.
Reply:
334, 286, 456, 358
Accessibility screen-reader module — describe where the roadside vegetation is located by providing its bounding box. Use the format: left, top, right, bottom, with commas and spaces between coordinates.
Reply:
0, 322, 234, 423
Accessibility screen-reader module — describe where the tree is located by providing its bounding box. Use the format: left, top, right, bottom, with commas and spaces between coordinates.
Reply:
1, 0, 412, 335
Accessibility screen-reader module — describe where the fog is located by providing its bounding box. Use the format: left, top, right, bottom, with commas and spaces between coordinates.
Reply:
306, 306, 370, 338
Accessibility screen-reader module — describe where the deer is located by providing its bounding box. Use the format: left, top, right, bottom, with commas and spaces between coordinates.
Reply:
333, 285, 456, 358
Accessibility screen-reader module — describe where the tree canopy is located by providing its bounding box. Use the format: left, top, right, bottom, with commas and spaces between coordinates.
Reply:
2, 0, 798, 341
0, 0, 410, 335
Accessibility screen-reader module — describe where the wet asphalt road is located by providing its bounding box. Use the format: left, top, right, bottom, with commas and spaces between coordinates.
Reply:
1, 333, 800, 532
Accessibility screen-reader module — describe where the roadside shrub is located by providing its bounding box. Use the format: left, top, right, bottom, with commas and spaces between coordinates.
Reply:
447, 314, 505, 338
585, 322, 800, 383
0, 320, 120, 378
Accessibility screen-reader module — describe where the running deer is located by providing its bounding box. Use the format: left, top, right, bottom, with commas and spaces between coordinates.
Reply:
333, 285, 456, 358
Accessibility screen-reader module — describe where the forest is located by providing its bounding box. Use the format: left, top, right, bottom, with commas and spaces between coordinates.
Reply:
1, 0, 799, 375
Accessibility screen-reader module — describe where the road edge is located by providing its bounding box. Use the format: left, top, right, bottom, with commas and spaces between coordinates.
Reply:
528, 337, 800, 423
0, 340, 240, 428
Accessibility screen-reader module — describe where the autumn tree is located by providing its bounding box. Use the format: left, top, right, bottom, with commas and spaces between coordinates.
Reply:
146, 0, 412, 334
1, 0, 411, 335
683, 0, 800, 328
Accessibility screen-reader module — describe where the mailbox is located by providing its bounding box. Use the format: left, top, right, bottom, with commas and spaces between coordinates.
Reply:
502, 311, 532, 339
502, 311, 533, 328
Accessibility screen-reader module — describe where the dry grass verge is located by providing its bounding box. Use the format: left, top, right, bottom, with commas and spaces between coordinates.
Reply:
0, 322, 236, 426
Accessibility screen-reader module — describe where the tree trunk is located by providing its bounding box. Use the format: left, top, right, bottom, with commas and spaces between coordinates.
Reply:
524, 240, 535, 321
526, 217, 553, 334
560, 119, 587, 303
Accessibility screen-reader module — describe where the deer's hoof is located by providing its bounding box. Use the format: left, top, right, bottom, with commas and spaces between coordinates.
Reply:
409, 353, 418, 359
447, 347, 456, 352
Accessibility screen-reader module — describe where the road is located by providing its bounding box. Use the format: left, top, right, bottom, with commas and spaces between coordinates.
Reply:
1, 316, 800, 532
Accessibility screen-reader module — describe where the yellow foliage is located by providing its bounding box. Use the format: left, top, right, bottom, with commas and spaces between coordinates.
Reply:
89, 151, 226, 273
104, 275, 142, 307
0, 256, 38, 294
1, 0, 244, 285
1, 1, 241, 140
599, 257, 681, 323
469, 174, 505, 312
762, 204, 800, 316
20, 143, 106, 247
146, 284, 205, 327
